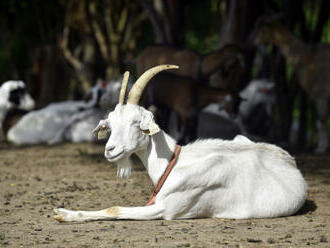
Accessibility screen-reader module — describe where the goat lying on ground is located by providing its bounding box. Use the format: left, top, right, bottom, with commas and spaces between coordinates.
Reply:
99, 77, 133, 110
143, 72, 239, 143
7, 81, 106, 145
54, 65, 306, 222
254, 19, 330, 153
0, 80, 35, 141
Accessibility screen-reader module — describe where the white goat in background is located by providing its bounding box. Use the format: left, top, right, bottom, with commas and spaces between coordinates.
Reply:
0, 80, 35, 141
99, 77, 133, 110
198, 79, 275, 140
54, 65, 307, 222
7, 80, 106, 145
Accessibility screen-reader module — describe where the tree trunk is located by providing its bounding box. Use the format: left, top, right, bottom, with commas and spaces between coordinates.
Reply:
138, 0, 185, 46
218, 0, 265, 47
271, 50, 293, 143
32, 45, 70, 106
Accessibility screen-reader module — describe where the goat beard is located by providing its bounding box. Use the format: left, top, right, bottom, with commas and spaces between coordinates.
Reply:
116, 159, 132, 178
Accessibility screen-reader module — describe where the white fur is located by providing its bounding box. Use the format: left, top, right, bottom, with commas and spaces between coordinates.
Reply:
0, 80, 34, 110
7, 81, 106, 145
239, 79, 275, 119
54, 103, 307, 222
0, 80, 35, 141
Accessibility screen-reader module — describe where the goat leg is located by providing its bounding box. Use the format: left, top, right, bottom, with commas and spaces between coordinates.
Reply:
54, 204, 163, 222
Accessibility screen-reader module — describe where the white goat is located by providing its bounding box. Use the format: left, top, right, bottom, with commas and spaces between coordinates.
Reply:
54, 65, 307, 222
99, 77, 133, 110
0, 80, 35, 141
198, 79, 275, 140
7, 81, 106, 145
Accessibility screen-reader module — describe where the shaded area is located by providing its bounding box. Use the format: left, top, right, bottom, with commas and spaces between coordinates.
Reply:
296, 199, 317, 216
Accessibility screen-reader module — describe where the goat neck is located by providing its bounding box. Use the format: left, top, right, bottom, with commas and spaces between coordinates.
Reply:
268, 24, 309, 66
135, 129, 177, 186
201, 45, 244, 77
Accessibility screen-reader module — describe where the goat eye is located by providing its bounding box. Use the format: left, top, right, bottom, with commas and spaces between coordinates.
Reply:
97, 126, 111, 139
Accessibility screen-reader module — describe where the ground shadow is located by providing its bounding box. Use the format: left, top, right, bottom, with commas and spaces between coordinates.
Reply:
295, 199, 317, 216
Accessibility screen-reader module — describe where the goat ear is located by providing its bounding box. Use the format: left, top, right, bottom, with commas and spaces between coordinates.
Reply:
140, 111, 160, 136
92, 120, 110, 140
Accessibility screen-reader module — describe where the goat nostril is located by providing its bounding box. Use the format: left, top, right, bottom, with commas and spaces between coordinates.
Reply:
106, 145, 115, 152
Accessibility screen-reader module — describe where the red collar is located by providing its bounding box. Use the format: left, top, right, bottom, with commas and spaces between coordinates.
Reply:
146, 145, 181, 206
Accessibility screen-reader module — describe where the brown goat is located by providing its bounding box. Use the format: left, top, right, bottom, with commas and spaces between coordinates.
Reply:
137, 46, 200, 79
254, 19, 330, 153
136, 44, 246, 91
142, 72, 238, 143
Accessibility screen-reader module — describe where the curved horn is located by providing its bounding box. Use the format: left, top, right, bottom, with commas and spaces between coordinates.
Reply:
118, 71, 129, 104
127, 64, 179, 105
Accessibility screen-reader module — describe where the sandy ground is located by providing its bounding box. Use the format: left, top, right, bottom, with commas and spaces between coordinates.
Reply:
0, 142, 329, 248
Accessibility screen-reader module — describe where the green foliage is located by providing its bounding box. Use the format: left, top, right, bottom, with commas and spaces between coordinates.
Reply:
184, 0, 220, 54
136, 19, 154, 55
0, 0, 64, 82
136, 0, 221, 55
303, 1, 320, 33
321, 19, 330, 43
185, 31, 219, 54
285, 62, 294, 82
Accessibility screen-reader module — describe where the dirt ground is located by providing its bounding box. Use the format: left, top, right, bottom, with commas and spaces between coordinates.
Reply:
0, 142, 329, 248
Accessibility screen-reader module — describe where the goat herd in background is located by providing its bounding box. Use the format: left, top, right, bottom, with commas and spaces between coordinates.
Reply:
0, 79, 107, 145
0, 17, 329, 155
0, 75, 275, 147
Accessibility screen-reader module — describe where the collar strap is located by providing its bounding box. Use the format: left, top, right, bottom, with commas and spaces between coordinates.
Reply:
146, 145, 181, 206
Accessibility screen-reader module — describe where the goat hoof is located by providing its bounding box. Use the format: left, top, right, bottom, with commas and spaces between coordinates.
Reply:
53, 208, 70, 222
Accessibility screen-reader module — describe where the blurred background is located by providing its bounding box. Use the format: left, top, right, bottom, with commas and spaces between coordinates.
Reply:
1, 0, 330, 152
